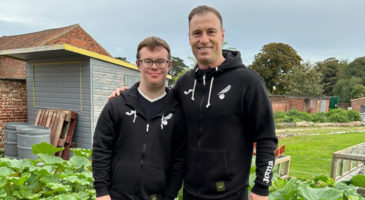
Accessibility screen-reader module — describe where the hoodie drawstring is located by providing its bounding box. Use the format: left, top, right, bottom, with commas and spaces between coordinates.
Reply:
191, 79, 197, 101
206, 67, 218, 108
191, 67, 199, 101
206, 77, 214, 108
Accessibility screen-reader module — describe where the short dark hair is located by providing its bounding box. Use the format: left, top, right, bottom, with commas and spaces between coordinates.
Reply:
136, 36, 171, 60
188, 5, 223, 28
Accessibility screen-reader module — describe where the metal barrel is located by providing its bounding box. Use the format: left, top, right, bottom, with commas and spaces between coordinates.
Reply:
3, 122, 29, 159
16, 125, 50, 160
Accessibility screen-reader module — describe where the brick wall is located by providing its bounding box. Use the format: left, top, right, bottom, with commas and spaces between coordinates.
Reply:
270, 95, 329, 113
351, 97, 365, 112
0, 56, 26, 79
288, 98, 307, 112
0, 79, 28, 148
270, 96, 289, 112
45, 27, 111, 57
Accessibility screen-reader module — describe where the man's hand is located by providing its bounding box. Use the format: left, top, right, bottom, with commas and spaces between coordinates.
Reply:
96, 195, 111, 200
108, 86, 128, 100
250, 192, 268, 200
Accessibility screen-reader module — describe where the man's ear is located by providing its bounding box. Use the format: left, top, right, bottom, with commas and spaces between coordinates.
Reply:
136, 60, 142, 71
221, 28, 225, 43
166, 60, 173, 73
168, 59, 173, 68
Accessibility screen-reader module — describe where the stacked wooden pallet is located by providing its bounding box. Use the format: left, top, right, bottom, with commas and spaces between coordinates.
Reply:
34, 109, 77, 159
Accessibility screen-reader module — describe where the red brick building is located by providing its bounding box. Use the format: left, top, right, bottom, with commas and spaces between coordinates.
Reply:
270, 95, 330, 113
351, 97, 365, 113
0, 24, 112, 147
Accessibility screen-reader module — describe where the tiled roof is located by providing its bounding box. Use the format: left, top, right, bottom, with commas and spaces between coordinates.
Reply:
0, 24, 111, 57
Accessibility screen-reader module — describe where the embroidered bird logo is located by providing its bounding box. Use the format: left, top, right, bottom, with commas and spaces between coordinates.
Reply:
161, 113, 173, 129
217, 85, 231, 100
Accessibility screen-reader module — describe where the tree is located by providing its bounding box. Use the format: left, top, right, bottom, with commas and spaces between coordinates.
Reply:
115, 56, 128, 62
333, 77, 363, 103
286, 62, 324, 96
222, 41, 237, 50
351, 84, 365, 99
314, 58, 347, 96
345, 56, 365, 84
250, 43, 302, 94
168, 56, 189, 87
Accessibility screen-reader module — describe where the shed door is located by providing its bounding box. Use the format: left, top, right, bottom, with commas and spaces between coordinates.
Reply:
320, 100, 326, 112
361, 105, 365, 113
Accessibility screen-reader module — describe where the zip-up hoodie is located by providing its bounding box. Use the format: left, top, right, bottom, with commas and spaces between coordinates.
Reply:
174, 50, 278, 199
92, 83, 186, 200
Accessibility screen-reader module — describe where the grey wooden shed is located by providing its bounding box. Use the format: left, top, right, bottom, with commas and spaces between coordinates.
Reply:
0, 44, 140, 148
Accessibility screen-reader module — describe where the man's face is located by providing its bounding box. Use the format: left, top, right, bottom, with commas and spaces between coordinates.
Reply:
137, 47, 171, 88
189, 12, 225, 67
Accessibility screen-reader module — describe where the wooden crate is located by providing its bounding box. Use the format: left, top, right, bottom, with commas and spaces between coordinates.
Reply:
35, 109, 77, 159
331, 142, 365, 182
275, 155, 291, 179
253, 143, 290, 179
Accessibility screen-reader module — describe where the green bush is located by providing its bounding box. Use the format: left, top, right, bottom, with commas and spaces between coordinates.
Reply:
347, 110, 361, 121
274, 111, 287, 122
274, 108, 361, 123
285, 110, 313, 122
326, 109, 349, 123
312, 112, 327, 122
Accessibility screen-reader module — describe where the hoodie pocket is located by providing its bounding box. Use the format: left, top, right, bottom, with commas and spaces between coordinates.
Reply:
110, 162, 139, 187
198, 148, 232, 180
142, 164, 167, 194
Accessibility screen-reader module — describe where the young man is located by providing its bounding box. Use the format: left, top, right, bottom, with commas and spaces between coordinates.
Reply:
92, 36, 185, 200
173, 6, 277, 200
110, 5, 277, 200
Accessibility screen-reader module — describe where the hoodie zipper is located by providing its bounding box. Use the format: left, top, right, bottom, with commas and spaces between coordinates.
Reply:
196, 94, 205, 198
203, 74, 206, 86
136, 121, 149, 195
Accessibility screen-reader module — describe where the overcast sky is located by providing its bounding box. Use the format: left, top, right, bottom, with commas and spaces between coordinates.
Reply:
1, 0, 364, 66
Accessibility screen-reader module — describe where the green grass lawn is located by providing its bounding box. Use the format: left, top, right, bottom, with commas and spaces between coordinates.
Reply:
278, 130, 365, 180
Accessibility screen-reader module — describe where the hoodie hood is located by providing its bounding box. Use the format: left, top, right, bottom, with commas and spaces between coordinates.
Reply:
190, 50, 246, 108
194, 50, 246, 81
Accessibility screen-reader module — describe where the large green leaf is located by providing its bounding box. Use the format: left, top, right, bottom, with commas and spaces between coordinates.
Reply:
67, 156, 91, 169
334, 182, 363, 199
70, 148, 92, 159
32, 142, 63, 155
0, 167, 15, 177
41, 175, 61, 184
298, 186, 343, 200
63, 175, 90, 186
25, 173, 40, 191
73, 191, 90, 199
269, 178, 300, 200
38, 154, 65, 165
352, 175, 365, 188
46, 182, 71, 192
0, 188, 6, 198
54, 193, 77, 200
348, 195, 361, 200
270, 179, 288, 192
9, 172, 31, 187
8, 159, 32, 172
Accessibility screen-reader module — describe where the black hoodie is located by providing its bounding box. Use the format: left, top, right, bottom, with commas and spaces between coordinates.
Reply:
92, 83, 186, 200
174, 50, 278, 199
